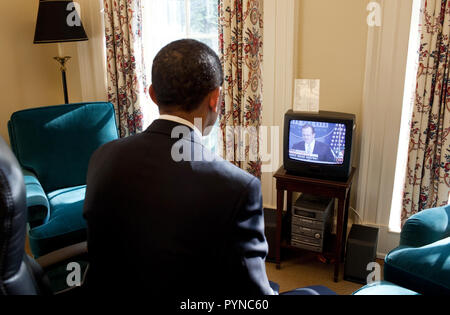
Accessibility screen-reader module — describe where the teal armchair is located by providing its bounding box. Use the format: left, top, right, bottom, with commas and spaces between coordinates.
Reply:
8, 102, 119, 258
384, 205, 450, 294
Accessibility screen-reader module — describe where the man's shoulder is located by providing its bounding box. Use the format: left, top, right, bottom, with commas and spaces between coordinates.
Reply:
89, 133, 148, 168
91, 134, 259, 188
293, 141, 305, 149
195, 153, 259, 188
92, 136, 127, 157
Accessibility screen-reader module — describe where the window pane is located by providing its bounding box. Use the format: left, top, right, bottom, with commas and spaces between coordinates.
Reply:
142, 0, 188, 80
142, 0, 186, 42
191, 36, 218, 53
190, 0, 218, 37
141, 0, 220, 127
142, 0, 187, 126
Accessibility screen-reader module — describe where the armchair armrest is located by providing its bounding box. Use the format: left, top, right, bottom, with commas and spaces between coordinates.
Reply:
36, 242, 88, 270
22, 169, 49, 227
400, 205, 450, 247
35, 242, 89, 295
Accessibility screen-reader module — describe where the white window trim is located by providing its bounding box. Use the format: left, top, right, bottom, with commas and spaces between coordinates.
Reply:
185, 0, 191, 38
356, 0, 416, 256
389, 0, 422, 233
261, 0, 296, 210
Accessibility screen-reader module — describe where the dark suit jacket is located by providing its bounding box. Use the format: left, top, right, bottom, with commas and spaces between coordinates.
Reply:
83, 119, 273, 296
292, 140, 335, 162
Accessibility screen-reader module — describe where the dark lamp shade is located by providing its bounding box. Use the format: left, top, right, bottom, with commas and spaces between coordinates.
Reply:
34, 0, 88, 44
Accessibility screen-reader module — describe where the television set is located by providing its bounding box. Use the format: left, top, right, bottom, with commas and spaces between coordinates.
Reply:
284, 110, 356, 181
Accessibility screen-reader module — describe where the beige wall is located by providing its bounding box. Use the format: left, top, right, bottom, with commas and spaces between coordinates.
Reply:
0, 0, 83, 145
295, 0, 368, 211
296, 0, 368, 164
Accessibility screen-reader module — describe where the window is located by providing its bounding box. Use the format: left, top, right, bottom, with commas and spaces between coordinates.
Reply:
141, 0, 219, 152
388, 0, 422, 233
141, 0, 219, 124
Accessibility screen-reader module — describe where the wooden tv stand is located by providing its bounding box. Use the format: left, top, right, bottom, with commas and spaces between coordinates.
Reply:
273, 166, 356, 282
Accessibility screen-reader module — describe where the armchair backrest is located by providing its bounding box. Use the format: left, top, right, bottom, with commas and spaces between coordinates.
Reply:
8, 102, 119, 193
400, 205, 450, 247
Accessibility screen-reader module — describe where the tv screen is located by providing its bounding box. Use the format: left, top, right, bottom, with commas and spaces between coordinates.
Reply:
288, 120, 347, 165
283, 110, 356, 181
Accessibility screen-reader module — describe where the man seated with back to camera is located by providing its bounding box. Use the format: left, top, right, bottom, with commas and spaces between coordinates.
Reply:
83, 39, 275, 296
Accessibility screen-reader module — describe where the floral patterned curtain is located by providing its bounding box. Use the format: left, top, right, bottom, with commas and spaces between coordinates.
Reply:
218, 0, 264, 178
104, 0, 147, 137
402, 0, 450, 225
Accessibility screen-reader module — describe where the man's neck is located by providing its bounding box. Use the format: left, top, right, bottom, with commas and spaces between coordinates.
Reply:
160, 108, 208, 124
159, 113, 204, 138
159, 111, 193, 124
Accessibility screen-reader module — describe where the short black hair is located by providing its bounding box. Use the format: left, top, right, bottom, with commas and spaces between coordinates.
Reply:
302, 124, 315, 134
151, 39, 224, 112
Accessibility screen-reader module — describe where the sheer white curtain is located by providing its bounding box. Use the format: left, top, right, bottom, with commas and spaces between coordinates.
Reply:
76, 0, 108, 102
141, 0, 187, 127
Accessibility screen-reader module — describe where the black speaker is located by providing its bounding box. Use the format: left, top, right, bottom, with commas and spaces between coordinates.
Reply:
264, 209, 278, 262
344, 224, 379, 284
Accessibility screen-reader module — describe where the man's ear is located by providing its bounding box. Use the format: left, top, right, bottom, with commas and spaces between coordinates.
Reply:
209, 87, 221, 113
149, 85, 158, 105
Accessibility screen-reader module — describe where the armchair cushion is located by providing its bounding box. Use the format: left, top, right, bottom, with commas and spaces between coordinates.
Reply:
29, 186, 87, 257
385, 238, 450, 294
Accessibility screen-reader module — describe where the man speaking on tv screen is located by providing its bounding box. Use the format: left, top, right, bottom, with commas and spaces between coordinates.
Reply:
292, 124, 335, 163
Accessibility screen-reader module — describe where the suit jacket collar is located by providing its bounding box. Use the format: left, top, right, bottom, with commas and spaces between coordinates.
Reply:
145, 119, 204, 145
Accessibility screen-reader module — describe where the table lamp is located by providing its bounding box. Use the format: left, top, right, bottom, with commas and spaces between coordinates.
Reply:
34, 0, 88, 104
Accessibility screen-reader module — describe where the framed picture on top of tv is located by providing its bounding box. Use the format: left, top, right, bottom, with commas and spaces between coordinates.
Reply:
283, 110, 356, 181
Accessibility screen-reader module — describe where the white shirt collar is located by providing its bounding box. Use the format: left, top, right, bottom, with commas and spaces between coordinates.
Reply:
306, 140, 316, 153
159, 114, 203, 139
